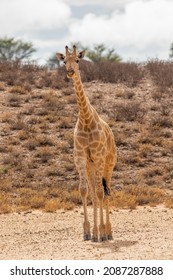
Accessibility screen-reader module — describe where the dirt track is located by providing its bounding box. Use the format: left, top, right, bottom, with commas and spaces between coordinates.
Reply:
0, 206, 173, 260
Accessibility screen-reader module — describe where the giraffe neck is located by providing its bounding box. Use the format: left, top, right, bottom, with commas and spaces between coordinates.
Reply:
73, 74, 96, 127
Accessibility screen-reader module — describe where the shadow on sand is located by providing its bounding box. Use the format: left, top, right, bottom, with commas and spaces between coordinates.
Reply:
95, 239, 138, 254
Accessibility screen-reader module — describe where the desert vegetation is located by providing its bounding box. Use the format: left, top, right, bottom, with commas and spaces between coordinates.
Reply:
0, 59, 173, 213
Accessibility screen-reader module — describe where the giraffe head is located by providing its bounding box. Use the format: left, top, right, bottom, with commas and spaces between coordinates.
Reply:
56, 45, 85, 78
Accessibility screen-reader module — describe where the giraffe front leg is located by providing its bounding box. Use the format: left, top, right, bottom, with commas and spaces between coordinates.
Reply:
87, 165, 99, 242
96, 182, 107, 242
98, 190, 107, 242
105, 196, 113, 240
92, 194, 98, 242
79, 174, 91, 241
82, 193, 91, 241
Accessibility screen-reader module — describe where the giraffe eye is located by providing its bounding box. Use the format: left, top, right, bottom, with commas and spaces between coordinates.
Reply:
76, 59, 79, 63
64, 61, 66, 64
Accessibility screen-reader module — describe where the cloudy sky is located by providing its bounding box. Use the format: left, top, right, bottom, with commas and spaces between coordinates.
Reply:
0, 0, 173, 63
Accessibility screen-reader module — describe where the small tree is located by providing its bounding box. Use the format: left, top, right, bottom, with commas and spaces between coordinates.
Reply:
169, 43, 173, 58
48, 42, 121, 68
47, 53, 60, 69
86, 44, 121, 63
0, 37, 36, 61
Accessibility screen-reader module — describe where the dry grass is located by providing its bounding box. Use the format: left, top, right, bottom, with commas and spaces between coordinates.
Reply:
110, 185, 165, 209
0, 181, 172, 214
9, 85, 29, 94
0, 82, 5, 91
0, 59, 173, 213
164, 196, 173, 208
0, 193, 12, 214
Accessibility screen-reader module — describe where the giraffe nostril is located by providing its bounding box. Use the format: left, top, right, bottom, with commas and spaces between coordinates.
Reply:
67, 69, 75, 77
68, 69, 74, 74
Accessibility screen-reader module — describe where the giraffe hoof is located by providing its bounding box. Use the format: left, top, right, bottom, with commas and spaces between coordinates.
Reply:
107, 235, 113, 240
84, 234, 91, 241
92, 236, 98, 242
100, 236, 107, 242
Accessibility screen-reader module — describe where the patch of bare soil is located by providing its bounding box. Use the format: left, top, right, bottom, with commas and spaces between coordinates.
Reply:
0, 206, 173, 260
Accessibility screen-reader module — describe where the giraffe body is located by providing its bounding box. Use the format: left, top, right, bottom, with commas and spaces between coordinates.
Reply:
57, 46, 117, 241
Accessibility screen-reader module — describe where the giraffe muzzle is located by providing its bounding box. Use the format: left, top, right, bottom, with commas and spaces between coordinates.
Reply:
67, 69, 75, 78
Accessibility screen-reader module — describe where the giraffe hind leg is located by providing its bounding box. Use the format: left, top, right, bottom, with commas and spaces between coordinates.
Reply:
105, 196, 113, 240
102, 177, 110, 196
103, 168, 114, 240
96, 171, 107, 242
101, 177, 113, 240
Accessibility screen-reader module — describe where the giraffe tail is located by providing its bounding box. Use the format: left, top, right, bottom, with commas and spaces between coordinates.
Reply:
102, 177, 110, 196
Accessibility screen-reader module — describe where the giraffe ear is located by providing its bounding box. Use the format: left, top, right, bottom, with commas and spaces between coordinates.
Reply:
56, 53, 65, 61
77, 50, 85, 59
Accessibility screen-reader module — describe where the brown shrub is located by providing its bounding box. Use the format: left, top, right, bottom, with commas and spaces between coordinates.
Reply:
35, 147, 53, 163
36, 135, 55, 147
9, 116, 26, 130
160, 102, 171, 116
6, 94, 21, 107
9, 85, 28, 94
3, 152, 20, 166
113, 101, 146, 122
0, 60, 68, 89
0, 82, 5, 91
24, 138, 39, 151
80, 60, 144, 86
79, 60, 98, 81
146, 60, 173, 91
151, 116, 173, 128
139, 144, 153, 158
0, 59, 144, 88
99, 61, 144, 86
143, 167, 163, 179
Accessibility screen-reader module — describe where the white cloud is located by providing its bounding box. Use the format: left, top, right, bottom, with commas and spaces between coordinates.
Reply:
64, 0, 134, 8
68, 0, 173, 60
0, 0, 71, 36
0, 0, 172, 62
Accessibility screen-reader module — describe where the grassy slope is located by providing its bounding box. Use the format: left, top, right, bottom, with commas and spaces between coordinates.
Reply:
0, 60, 173, 213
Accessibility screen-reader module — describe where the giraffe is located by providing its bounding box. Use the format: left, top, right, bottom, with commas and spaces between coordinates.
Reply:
56, 45, 117, 242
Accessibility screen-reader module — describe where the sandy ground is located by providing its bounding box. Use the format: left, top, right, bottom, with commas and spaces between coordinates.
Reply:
0, 206, 173, 260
